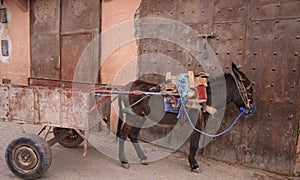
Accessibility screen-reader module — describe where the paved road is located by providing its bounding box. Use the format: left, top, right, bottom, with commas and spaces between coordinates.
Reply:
0, 122, 290, 180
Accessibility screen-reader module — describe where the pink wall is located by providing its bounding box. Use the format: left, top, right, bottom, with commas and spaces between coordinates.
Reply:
101, 0, 141, 86
0, 0, 30, 85
101, 0, 141, 133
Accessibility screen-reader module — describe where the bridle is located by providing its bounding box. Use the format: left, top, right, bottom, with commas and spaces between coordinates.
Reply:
232, 74, 257, 118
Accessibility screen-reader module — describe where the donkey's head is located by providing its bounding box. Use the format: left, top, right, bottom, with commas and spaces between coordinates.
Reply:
232, 63, 257, 118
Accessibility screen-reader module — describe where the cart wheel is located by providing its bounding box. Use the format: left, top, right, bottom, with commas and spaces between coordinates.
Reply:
53, 127, 84, 148
5, 134, 52, 180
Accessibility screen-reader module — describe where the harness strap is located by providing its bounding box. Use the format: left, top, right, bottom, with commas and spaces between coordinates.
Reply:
126, 95, 149, 109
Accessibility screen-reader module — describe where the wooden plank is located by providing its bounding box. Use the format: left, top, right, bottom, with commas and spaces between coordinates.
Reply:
188, 71, 195, 88
9, 86, 35, 124
0, 85, 9, 120
165, 72, 172, 90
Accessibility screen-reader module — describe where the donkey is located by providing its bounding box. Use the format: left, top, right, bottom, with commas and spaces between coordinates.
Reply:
116, 63, 256, 171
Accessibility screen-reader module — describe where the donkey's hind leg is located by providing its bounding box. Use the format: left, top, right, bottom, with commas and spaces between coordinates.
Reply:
119, 123, 132, 168
128, 116, 148, 164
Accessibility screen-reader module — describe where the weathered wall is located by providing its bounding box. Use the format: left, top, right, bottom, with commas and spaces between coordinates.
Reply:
0, 0, 30, 85
136, 0, 300, 176
101, 0, 141, 134
101, 0, 141, 86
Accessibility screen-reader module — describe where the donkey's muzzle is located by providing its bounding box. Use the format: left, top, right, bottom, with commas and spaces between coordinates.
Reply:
245, 104, 257, 118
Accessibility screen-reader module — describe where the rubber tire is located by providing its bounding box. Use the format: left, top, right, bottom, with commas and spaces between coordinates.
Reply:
5, 134, 52, 180
53, 127, 84, 148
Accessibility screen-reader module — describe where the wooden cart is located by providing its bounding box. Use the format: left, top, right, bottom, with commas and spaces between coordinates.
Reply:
1, 84, 111, 179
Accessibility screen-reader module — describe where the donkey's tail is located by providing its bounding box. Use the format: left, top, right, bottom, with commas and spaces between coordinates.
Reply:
116, 95, 123, 139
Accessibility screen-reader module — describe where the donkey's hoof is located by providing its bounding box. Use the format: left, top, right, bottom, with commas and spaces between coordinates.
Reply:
190, 163, 200, 172
121, 162, 130, 169
140, 160, 149, 165
191, 167, 200, 173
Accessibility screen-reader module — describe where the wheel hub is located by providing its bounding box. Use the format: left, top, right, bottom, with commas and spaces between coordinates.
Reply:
14, 145, 39, 172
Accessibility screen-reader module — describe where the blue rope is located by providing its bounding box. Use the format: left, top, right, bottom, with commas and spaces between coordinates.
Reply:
176, 75, 246, 138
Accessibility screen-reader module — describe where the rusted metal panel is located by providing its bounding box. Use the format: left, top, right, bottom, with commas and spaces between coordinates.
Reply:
208, 22, 246, 72
30, 0, 60, 34
30, 0, 60, 79
0, 85, 8, 120
61, 33, 93, 81
177, 0, 213, 26
61, 0, 100, 33
143, 0, 177, 20
243, 19, 299, 174
31, 34, 60, 79
140, 0, 213, 34
249, 0, 300, 20
30, 0, 101, 83
214, 0, 247, 23
245, 19, 299, 102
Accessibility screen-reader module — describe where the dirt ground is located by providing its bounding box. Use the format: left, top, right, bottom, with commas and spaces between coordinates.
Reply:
0, 121, 293, 180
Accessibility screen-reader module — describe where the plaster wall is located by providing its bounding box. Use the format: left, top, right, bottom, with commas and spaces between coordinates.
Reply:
0, 0, 30, 85
101, 0, 140, 86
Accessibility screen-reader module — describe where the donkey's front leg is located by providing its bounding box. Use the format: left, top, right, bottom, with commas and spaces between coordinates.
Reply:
188, 129, 200, 171
188, 111, 204, 172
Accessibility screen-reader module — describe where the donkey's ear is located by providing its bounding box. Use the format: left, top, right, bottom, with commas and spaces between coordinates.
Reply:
232, 63, 245, 81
